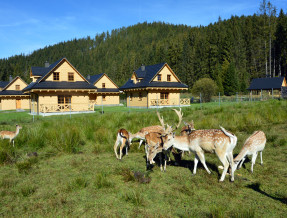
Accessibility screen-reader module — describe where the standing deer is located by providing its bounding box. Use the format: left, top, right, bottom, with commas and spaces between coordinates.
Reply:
145, 109, 186, 171
231, 131, 266, 174
162, 126, 237, 182
0, 124, 22, 147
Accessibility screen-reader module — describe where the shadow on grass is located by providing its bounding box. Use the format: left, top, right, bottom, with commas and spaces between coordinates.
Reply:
247, 182, 287, 205
147, 153, 219, 177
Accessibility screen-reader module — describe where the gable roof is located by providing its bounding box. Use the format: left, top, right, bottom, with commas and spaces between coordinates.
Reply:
87, 73, 119, 89
31, 58, 62, 77
24, 58, 97, 92
2, 76, 28, 91
0, 81, 9, 89
247, 77, 286, 90
120, 63, 188, 90
87, 73, 104, 84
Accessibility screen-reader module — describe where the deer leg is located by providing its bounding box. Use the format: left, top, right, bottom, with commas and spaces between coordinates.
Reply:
251, 152, 258, 173
119, 138, 126, 160
196, 151, 211, 174
217, 153, 229, 182
138, 140, 144, 149
193, 155, 199, 175
260, 151, 263, 165
238, 157, 246, 169
114, 136, 120, 159
159, 152, 163, 172
227, 152, 235, 182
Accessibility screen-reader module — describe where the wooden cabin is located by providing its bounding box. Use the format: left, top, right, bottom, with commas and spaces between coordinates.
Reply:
120, 63, 188, 108
247, 77, 287, 96
0, 76, 30, 110
23, 58, 97, 115
87, 73, 120, 105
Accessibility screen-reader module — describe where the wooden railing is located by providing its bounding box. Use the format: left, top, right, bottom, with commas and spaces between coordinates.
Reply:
180, 98, 190, 105
39, 103, 94, 113
150, 98, 190, 106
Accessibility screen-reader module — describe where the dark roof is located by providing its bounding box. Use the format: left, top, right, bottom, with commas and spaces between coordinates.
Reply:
25, 58, 96, 92
23, 81, 97, 91
87, 73, 104, 84
97, 88, 120, 93
0, 81, 10, 88
120, 63, 188, 90
247, 77, 285, 90
31, 58, 62, 77
0, 90, 29, 96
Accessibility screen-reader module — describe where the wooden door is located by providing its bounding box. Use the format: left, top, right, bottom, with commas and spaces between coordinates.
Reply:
16, 99, 21, 109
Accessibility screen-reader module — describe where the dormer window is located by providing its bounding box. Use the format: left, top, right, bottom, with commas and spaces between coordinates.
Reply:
68, 72, 74, 81
102, 83, 105, 88
157, 74, 162, 81
167, 75, 171, 82
53, 72, 59, 81
15, 85, 20, 90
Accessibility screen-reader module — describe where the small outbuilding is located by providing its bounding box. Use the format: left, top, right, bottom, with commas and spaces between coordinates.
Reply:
247, 77, 287, 96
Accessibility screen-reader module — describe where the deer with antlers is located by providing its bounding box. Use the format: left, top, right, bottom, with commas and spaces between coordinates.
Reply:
231, 131, 266, 174
0, 124, 22, 147
145, 108, 185, 171
161, 125, 237, 182
113, 110, 174, 160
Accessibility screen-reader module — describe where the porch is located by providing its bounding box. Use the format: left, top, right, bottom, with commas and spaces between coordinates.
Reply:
150, 98, 190, 106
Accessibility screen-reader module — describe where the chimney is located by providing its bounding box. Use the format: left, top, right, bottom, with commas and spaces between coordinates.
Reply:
45, 61, 49, 68
141, 65, 145, 71
9, 75, 13, 82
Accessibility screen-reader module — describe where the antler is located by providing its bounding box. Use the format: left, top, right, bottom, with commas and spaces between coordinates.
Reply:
156, 111, 165, 129
172, 108, 183, 129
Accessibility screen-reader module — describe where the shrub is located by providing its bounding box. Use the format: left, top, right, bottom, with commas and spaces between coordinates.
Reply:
124, 190, 144, 206
191, 78, 218, 102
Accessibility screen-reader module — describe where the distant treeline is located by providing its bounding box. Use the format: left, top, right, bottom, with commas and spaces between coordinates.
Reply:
0, 4, 286, 95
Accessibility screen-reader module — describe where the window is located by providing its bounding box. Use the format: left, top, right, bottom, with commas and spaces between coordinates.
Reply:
167, 75, 171, 82
139, 92, 142, 101
157, 74, 162, 81
160, 92, 169, 99
15, 85, 20, 90
58, 95, 71, 104
53, 72, 59, 81
102, 95, 106, 101
102, 83, 106, 88
68, 72, 74, 81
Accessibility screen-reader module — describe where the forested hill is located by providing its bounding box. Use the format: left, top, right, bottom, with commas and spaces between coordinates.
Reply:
0, 10, 286, 95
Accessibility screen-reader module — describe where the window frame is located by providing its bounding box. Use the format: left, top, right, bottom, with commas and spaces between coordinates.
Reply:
102, 83, 106, 88
167, 75, 171, 82
157, 74, 162, 81
53, 72, 60, 81
68, 72, 74, 82
15, 85, 20, 90
102, 95, 106, 101
160, 92, 169, 99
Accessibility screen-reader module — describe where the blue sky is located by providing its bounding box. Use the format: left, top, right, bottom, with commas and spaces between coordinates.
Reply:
0, 0, 286, 59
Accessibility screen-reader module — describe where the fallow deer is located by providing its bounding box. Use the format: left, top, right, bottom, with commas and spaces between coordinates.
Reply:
162, 126, 237, 182
231, 131, 266, 174
0, 124, 22, 147
114, 128, 130, 159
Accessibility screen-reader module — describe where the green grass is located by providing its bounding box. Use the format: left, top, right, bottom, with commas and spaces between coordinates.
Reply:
0, 100, 286, 216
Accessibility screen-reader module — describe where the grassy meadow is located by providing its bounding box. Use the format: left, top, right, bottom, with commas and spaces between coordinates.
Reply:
0, 100, 286, 217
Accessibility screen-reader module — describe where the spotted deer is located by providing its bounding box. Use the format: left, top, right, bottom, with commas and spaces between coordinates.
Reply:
0, 124, 22, 147
114, 129, 131, 159
231, 131, 266, 174
162, 126, 237, 182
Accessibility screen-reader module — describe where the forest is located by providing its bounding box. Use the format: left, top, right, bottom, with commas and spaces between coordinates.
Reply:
0, 1, 286, 95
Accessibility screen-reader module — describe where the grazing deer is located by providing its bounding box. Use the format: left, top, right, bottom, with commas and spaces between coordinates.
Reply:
145, 109, 185, 170
0, 124, 22, 147
232, 131, 266, 174
114, 129, 131, 159
162, 126, 237, 182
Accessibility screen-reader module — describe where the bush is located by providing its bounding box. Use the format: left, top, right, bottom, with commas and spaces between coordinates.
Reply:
191, 78, 218, 102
